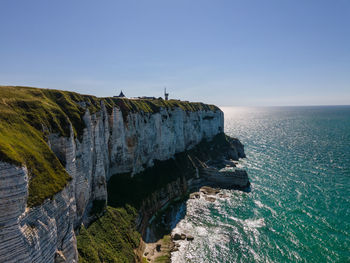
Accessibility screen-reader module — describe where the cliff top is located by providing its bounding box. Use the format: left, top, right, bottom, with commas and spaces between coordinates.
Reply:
0, 85, 220, 207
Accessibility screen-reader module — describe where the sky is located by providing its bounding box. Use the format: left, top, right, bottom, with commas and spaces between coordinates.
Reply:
0, 0, 349, 106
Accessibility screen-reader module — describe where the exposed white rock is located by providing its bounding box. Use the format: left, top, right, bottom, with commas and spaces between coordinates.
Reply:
0, 104, 223, 263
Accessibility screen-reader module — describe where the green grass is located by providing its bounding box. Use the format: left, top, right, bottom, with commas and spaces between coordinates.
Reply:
0, 86, 77, 206
154, 255, 171, 263
0, 85, 219, 207
103, 97, 219, 114
153, 235, 172, 263
77, 205, 141, 263
0, 86, 104, 206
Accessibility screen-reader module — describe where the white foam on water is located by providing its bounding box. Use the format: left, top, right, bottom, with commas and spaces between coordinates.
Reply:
254, 200, 277, 216
195, 226, 208, 237
171, 197, 234, 262
244, 218, 266, 228
254, 200, 264, 208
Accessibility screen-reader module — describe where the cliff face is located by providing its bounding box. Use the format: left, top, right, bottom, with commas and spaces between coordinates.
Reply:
78, 132, 247, 263
0, 98, 223, 263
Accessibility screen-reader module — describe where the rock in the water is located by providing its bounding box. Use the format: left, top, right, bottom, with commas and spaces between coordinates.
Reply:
200, 186, 220, 195
173, 233, 182, 240
190, 192, 201, 199
205, 196, 216, 202
200, 167, 249, 189
186, 235, 194, 241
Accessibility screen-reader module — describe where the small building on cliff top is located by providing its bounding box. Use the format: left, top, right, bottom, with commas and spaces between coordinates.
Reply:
114, 90, 126, 98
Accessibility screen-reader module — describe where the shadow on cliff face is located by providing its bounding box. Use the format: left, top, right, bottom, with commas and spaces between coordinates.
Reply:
107, 132, 246, 219
107, 158, 193, 209
107, 156, 193, 239
143, 198, 188, 243
78, 133, 248, 263
106, 155, 193, 262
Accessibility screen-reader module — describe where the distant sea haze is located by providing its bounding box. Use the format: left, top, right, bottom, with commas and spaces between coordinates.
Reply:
172, 106, 350, 263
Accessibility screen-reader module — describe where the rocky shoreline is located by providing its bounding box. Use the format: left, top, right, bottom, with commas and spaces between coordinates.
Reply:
141, 155, 250, 263
142, 184, 250, 263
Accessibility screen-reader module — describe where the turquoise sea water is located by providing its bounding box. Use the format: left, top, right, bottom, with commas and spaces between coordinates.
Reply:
172, 106, 350, 263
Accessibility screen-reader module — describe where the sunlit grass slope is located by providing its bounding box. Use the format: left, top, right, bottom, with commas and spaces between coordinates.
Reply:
77, 206, 140, 263
0, 86, 219, 207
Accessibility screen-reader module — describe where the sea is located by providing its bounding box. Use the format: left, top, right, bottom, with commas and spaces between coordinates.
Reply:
171, 106, 350, 263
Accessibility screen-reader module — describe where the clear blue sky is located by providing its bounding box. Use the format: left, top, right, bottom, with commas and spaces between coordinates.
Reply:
1, 0, 349, 106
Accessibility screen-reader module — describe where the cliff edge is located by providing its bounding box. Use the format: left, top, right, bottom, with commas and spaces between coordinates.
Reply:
0, 86, 228, 263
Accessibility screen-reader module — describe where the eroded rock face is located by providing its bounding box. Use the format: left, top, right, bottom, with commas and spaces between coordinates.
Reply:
0, 161, 78, 263
0, 162, 30, 263
0, 104, 223, 263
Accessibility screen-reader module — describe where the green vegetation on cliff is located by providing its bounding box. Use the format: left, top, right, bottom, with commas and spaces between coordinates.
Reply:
77, 206, 140, 263
0, 85, 219, 207
103, 96, 219, 120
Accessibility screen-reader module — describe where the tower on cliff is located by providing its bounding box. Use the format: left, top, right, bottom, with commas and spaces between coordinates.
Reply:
115, 90, 125, 98
164, 88, 169, 101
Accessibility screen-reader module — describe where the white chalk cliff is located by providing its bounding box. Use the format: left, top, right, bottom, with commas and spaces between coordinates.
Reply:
0, 103, 223, 263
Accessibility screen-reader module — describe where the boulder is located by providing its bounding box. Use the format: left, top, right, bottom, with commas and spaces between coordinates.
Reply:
205, 196, 216, 202
172, 233, 181, 240
186, 235, 194, 241
200, 186, 220, 195
190, 192, 201, 199
171, 247, 179, 252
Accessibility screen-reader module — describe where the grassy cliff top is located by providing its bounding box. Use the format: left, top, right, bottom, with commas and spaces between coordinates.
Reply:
0, 86, 220, 207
